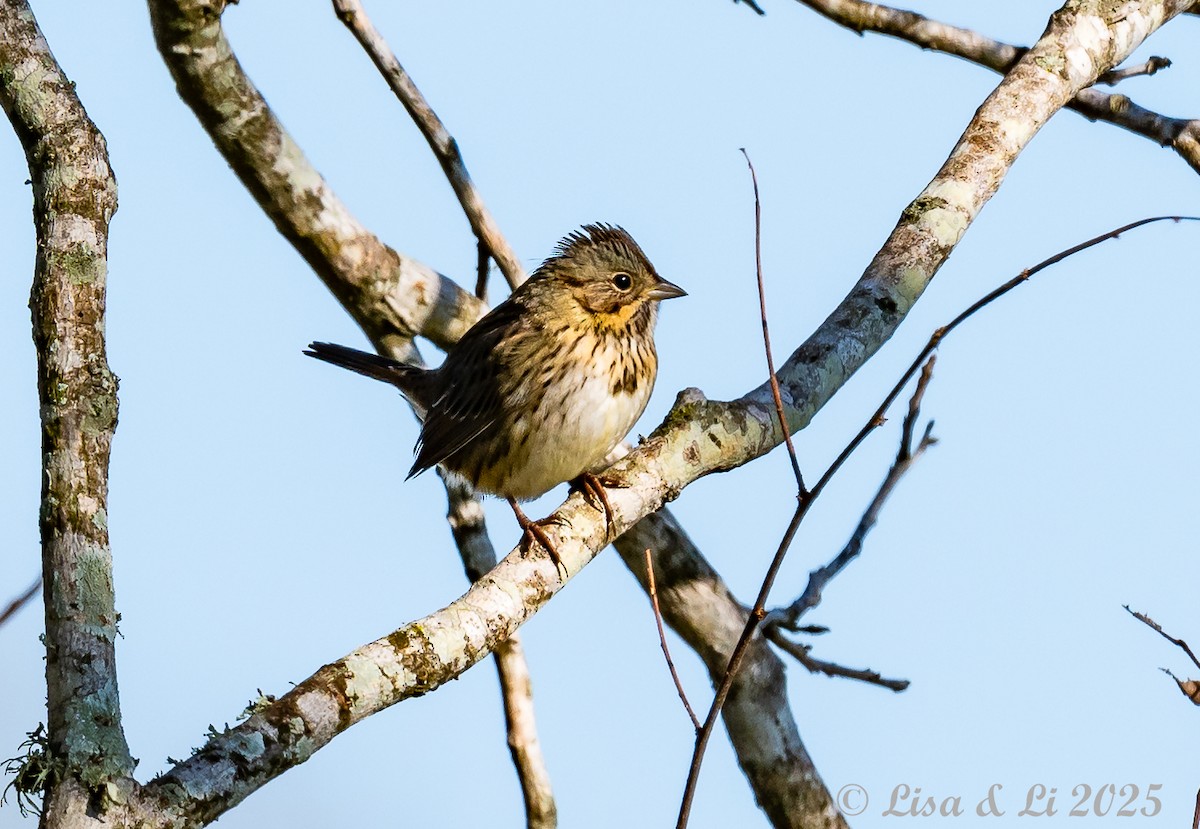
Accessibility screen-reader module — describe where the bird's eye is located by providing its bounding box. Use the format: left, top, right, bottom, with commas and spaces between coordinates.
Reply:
611, 272, 633, 291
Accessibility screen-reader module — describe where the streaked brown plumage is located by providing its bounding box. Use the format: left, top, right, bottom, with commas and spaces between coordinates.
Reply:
306, 224, 684, 568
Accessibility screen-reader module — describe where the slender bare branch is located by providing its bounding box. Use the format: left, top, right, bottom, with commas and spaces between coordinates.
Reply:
442, 473, 557, 829
1125, 606, 1200, 671
0, 0, 136, 814
763, 629, 909, 691
791, 0, 1200, 175
332, 0, 526, 290
743, 149, 805, 494
0, 577, 40, 628
767, 358, 936, 631
614, 516, 848, 829
644, 548, 701, 732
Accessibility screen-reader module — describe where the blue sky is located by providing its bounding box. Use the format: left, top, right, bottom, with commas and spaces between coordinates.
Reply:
2, 2, 1198, 827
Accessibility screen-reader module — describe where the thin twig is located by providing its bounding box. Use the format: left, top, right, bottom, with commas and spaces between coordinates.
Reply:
332, 0, 526, 290
644, 549, 701, 732
767, 358, 936, 631
1098, 56, 1172, 85
1125, 606, 1200, 671
0, 577, 41, 628
791, 0, 1200, 175
734, 0, 767, 14
764, 628, 909, 691
676, 216, 1200, 829
1193, 787, 1199, 829
742, 149, 806, 495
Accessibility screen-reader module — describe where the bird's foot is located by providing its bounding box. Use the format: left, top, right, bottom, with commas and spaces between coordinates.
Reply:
507, 497, 569, 580
571, 471, 620, 537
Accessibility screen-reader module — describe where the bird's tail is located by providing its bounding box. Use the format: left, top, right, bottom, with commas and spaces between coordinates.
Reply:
305, 341, 433, 414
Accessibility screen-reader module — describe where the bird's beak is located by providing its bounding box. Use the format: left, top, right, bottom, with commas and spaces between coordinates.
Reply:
647, 278, 687, 301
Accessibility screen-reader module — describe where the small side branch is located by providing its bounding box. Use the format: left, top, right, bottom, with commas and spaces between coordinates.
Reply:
1097, 56, 1172, 85
764, 629, 909, 691
768, 358, 936, 630
792, 0, 1200, 175
1126, 607, 1200, 704
644, 549, 701, 731
332, 0, 526, 290
0, 577, 40, 628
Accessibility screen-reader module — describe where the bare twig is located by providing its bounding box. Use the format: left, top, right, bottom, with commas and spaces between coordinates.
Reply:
791, 0, 1200, 175
1098, 55, 1172, 85
735, 0, 768, 14
644, 548, 701, 732
677, 215, 1200, 828
443, 473, 557, 829
1125, 606, 1200, 671
767, 358, 936, 631
763, 629, 909, 691
743, 149, 805, 494
615, 513, 848, 828
0, 577, 40, 628
1193, 787, 1199, 829
332, 0, 526, 290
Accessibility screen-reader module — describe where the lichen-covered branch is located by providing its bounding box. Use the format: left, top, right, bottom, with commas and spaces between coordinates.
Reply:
792, 0, 1200, 174
0, 0, 135, 819
147, 0, 486, 357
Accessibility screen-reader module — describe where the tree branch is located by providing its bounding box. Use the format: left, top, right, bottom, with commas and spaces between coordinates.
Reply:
0, 576, 40, 628
792, 0, 1200, 175
147, 0, 487, 358
0, 0, 135, 815
614, 515, 848, 829
767, 358, 936, 631
442, 474, 557, 829
331, 0, 527, 291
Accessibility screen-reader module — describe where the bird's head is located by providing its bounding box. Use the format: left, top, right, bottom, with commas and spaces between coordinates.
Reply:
536, 224, 686, 330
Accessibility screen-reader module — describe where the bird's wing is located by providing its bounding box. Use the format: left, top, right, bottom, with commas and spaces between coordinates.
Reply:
407, 298, 525, 479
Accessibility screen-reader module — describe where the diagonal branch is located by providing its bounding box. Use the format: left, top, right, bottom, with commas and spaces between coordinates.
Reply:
791, 0, 1200, 175
0, 577, 40, 628
442, 473, 556, 829
332, 0, 527, 291
0, 0, 136, 812
767, 358, 937, 631
148, 0, 487, 358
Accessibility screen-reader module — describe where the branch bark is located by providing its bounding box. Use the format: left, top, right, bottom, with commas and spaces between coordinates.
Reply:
147, 0, 487, 358
0, 0, 135, 820
443, 474, 557, 829
793, 0, 1200, 175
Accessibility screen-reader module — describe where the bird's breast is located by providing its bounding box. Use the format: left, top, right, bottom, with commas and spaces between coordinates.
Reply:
481, 329, 657, 500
